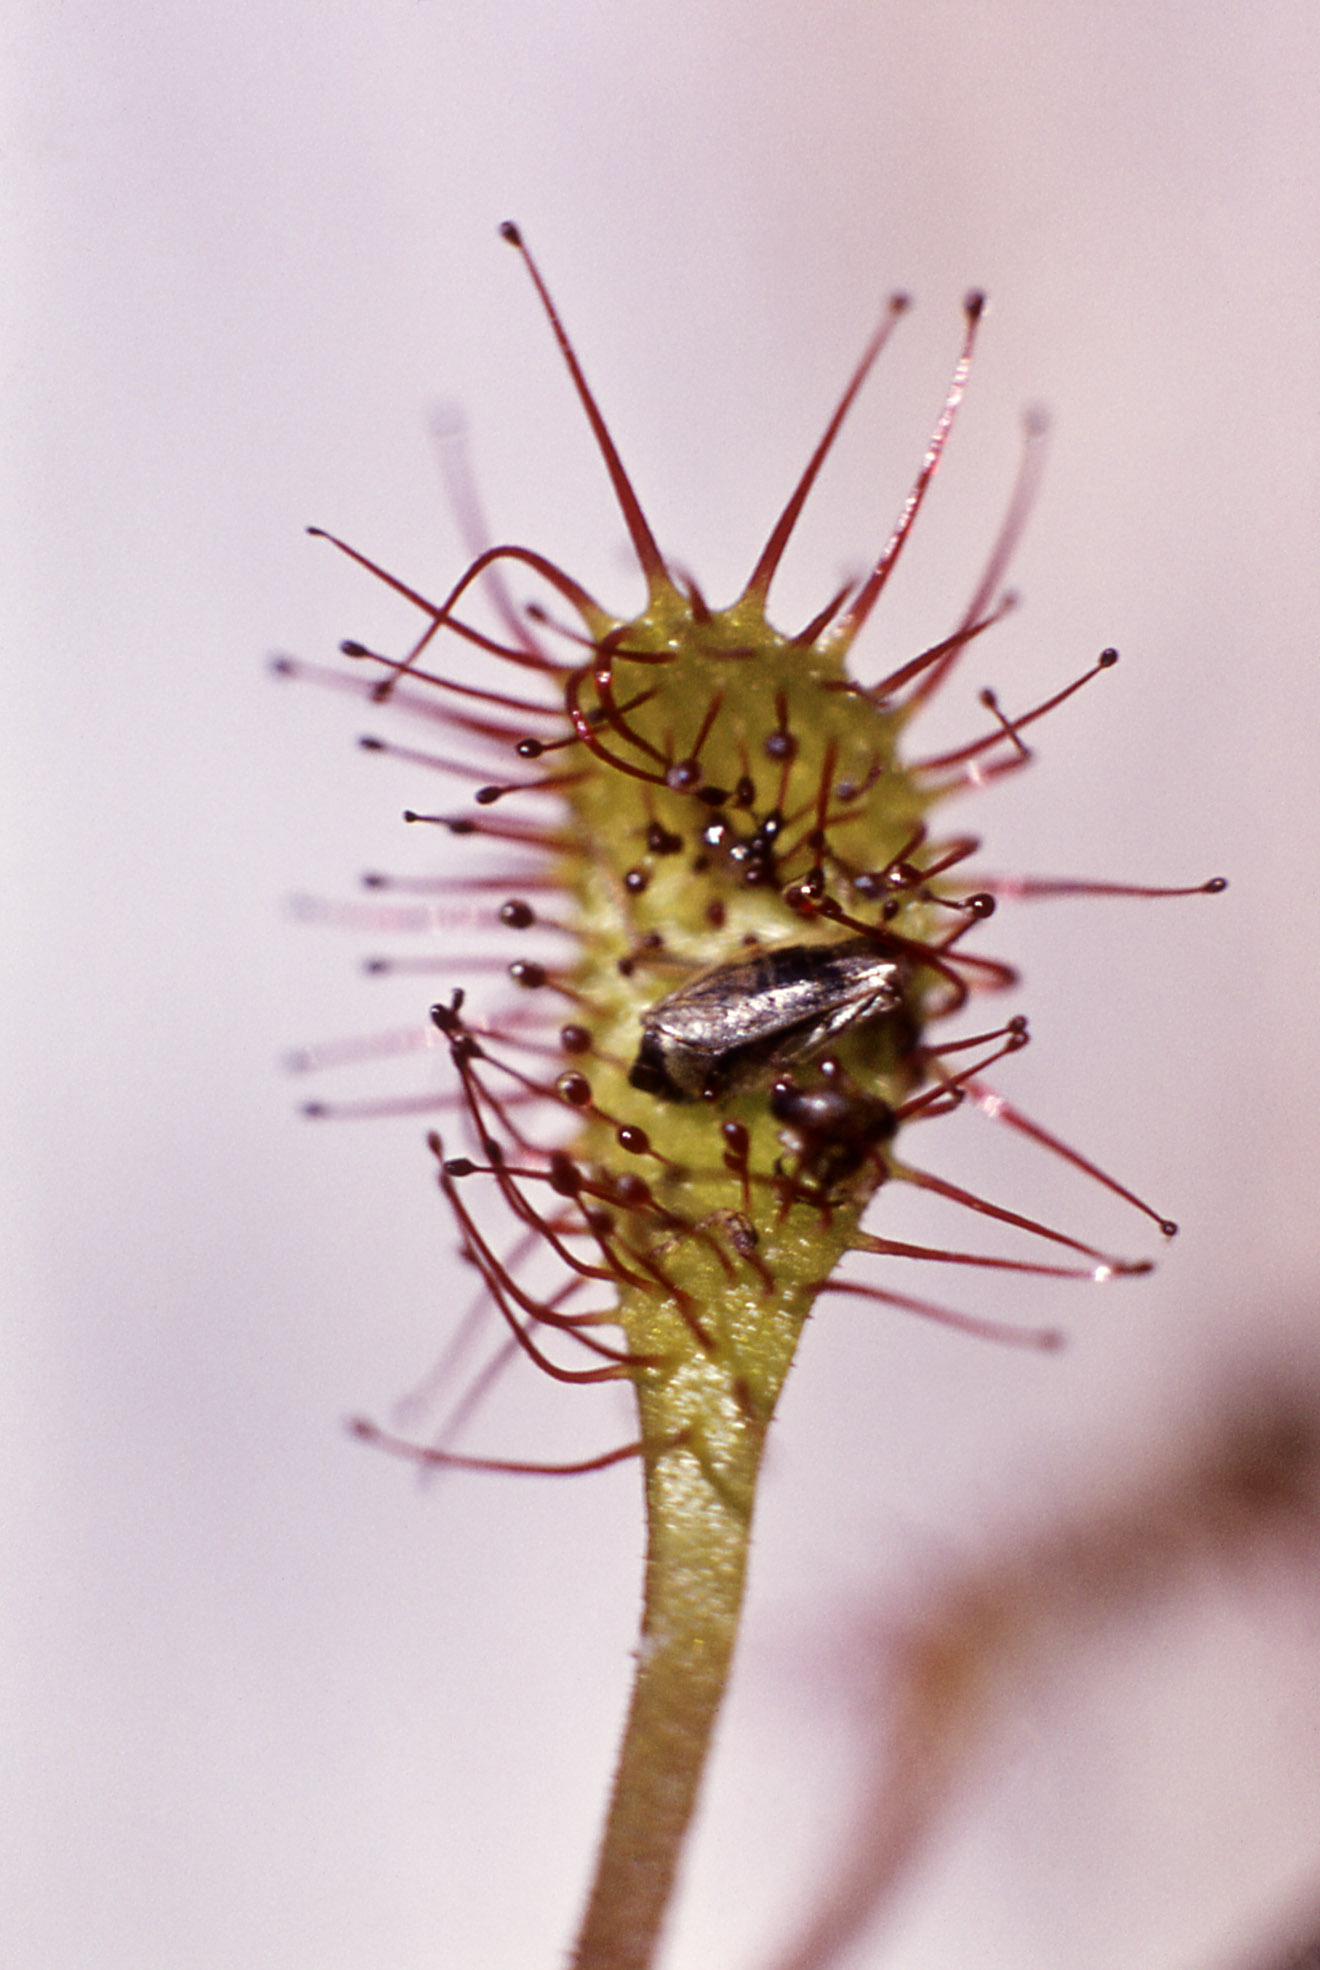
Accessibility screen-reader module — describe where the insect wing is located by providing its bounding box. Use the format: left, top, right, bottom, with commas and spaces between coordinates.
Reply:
655, 943, 896, 1048
634, 939, 905, 1098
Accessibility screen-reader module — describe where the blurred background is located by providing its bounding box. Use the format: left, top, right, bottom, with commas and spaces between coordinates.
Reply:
6, 3, 1320, 1964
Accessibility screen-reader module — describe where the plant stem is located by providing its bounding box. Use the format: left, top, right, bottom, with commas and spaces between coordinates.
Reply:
570, 1375, 769, 1970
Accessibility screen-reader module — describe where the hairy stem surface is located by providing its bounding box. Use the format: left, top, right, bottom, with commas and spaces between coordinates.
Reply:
571, 1391, 767, 1969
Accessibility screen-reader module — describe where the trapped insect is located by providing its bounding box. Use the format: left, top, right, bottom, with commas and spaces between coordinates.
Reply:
769, 1066, 898, 1196
628, 936, 911, 1101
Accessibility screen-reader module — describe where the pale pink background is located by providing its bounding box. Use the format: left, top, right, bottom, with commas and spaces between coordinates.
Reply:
6, 4, 1320, 1966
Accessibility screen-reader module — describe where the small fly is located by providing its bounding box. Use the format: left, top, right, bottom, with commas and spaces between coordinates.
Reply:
628, 937, 908, 1101
769, 1072, 897, 1193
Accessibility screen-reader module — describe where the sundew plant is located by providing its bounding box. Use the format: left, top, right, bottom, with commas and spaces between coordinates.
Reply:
281, 225, 1223, 1969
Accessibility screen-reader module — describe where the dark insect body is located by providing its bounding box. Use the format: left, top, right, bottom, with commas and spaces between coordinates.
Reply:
769, 1066, 898, 1197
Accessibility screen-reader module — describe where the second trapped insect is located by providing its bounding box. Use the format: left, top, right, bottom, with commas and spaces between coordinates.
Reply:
628, 936, 911, 1101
